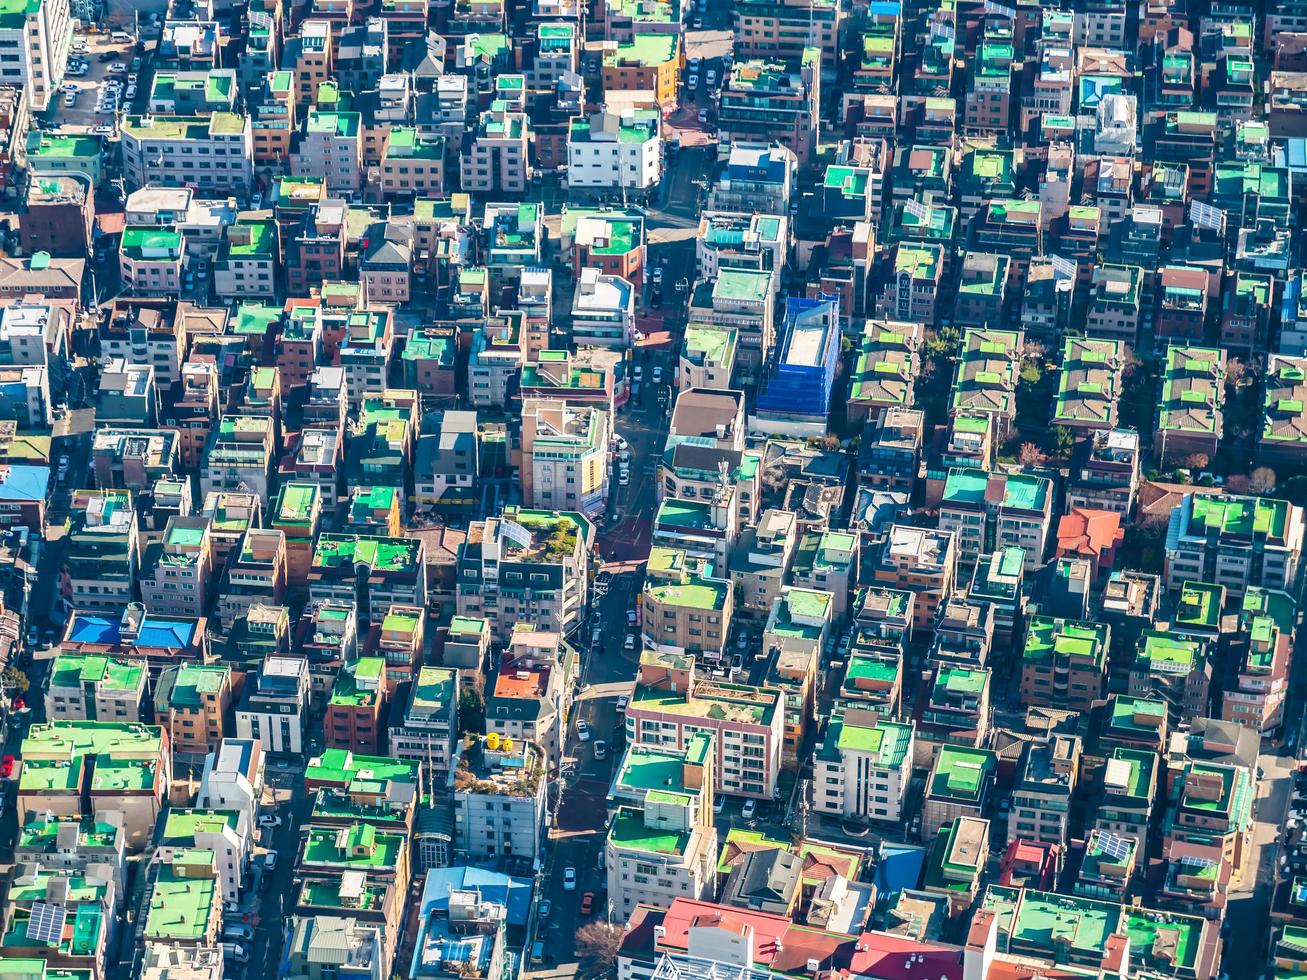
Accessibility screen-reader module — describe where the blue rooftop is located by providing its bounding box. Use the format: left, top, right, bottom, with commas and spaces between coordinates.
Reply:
0, 465, 50, 502
419, 867, 533, 926
67, 613, 197, 649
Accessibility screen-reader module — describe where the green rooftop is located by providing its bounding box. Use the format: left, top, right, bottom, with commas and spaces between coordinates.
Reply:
145, 852, 216, 941
930, 745, 996, 802
608, 805, 690, 855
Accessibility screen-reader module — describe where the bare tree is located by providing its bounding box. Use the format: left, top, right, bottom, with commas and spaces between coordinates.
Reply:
576, 922, 624, 979
1018, 442, 1043, 467
1179, 453, 1210, 472
1251, 466, 1278, 494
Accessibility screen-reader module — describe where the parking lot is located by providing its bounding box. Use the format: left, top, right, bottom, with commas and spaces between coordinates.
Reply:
47, 27, 149, 135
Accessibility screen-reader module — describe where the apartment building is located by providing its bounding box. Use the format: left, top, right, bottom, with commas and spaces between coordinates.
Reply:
1008, 736, 1079, 848
847, 320, 921, 424
388, 666, 458, 776
938, 470, 1053, 571
119, 227, 185, 297
234, 656, 310, 754
568, 110, 662, 190
871, 524, 957, 634
601, 34, 681, 109
1261, 354, 1307, 467
484, 626, 576, 770
62, 490, 139, 613
1157, 345, 1226, 466
380, 126, 446, 198
45, 653, 147, 722
451, 735, 547, 862
1223, 587, 1294, 734
950, 329, 1022, 441
1020, 616, 1110, 711
139, 516, 214, 618
812, 704, 913, 823
154, 664, 233, 755
520, 399, 610, 518
1052, 338, 1122, 434
625, 651, 784, 799
214, 220, 278, 301
1165, 494, 1303, 594
461, 101, 531, 194
121, 114, 255, 194
307, 534, 427, 625
718, 50, 820, 163
0, 0, 70, 111
643, 546, 733, 661
922, 745, 996, 837
456, 507, 593, 641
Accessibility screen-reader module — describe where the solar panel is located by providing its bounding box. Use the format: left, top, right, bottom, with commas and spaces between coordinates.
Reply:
1180, 854, 1217, 871
930, 21, 955, 39
1048, 254, 1078, 280
1097, 832, 1131, 860
903, 199, 929, 221
1188, 200, 1226, 233
27, 903, 66, 945
984, 0, 1015, 17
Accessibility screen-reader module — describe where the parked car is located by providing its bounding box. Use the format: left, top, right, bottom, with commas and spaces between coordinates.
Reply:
257, 813, 282, 829
263, 851, 278, 870
651, 366, 663, 383
539, 899, 552, 920
618, 469, 630, 486
223, 924, 254, 942
562, 867, 577, 890
577, 721, 591, 742
90, 125, 115, 136
713, 795, 725, 814
652, 267, 664, 285
63, 92, 76, 107
741, 799, 757, 820
107, 62, 127, 73
632, 365, 643, 382
593, 741, 607, 760
616, 695, 629, 713
110, 30, 136, 43
706, 69, 717, 86
0, 756, 14, 779
623, 634, 636, 651
222, 943, 249, 963
579, 892, 596, 916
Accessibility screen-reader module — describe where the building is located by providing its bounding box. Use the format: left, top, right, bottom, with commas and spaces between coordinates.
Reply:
752, 297, 840, 436
1053, 338, 1122, 434
922, 745, 996, 837
567, 109, 662, 190
461, 101, 531, 194
606, 732, 716, 921
451, 734, 547, 862
324, 657, 386, 754
625, 651, 784, 799
456, 508, 593, 642
45, 652, 147, 723
0, 0, 70, 111
812, 705, 913, 824
519, 399, 610, 518
643, 546, 733, 660
938, 470, 1053, 571
871, 525, 956, 634
154, 663, 233, 756
601, 34, 682, 110
234, 656, 310, 754
1261, 354, 1307, 466
1067, 429, 1141, 515
846, 321, 920, 424
950, 329, 1022, 440
1157, 346, 1225, 466
388, 666, 458, 775
121, 114, 255, 194
1008, 735, 1079, 848
1164, 494, 1303, 594
718, 51, 820, 163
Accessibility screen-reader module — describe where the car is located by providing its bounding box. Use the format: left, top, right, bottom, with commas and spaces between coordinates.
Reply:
617, 695, 629, 712
223, 924, 254, 942
730, 653, 744, 672
698, 108, 710, 123
72, 38, 87, 50
131, 55, 142, 71
125, 83, 137, 100
613, 434, 629, 452
736, 632, 750, 649
263, 851, 278, 870
618, 448, 631, 464
687, 74, 698, 88
688, 57, 701, 71
562, 867, 578, 890
110, 30, 136, 43
98, 51, 118, 62
579, 892, 596, 916
0, 756, 14, 779
618, 469, 631, 486
222, 943, 249, 964
652, 366, 663, 383
90, 125, 114, 136
627, 609, 638, 625
706, 69, 717, 86
257, 813, 282, 829
632, 365, 643, 382
593, 741, 607, 760
624, 634, 636, 651
251, 191, 264, 209
66, 64, 88, 76
652, 267, 664, 286
741, 799, 757, 820
107, 62, 127, 73
63, 92, 76, 107
578, 721, 591, 742
631, 381, 641, 398
713, 795, 725, 813
539, 899, 552, 920
223, 900, 241, 916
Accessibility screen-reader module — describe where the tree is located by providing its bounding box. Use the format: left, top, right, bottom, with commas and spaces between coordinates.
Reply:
2, 666, 28, 696
1179, 453, 1210, 472
576, 922, 624, 979
1019, 362, 1042, 387
817, 433, 842, 451
1018, 442, 1043, 467
1045, 425, 1074, 458
458, 689, 485, 735
1251, 466, 1278, 494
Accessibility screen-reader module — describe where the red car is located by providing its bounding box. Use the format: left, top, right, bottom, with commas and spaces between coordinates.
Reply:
579, 892, 595, 916
1, 756, 15, 779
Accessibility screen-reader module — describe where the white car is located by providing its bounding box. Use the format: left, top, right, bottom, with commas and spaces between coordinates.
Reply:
698, 109, 709, 123
593, 741, 607, 761
257, 813, 282, 829
563, 867, 578, 890
652, 267, 664, 285
617, 695, 629, 712
63, 92, 76, 107
90, 125, 115, 136
618, 468, 630, 487
263, 851, 278, 870
652, 366, 663, 383
706, 69, 717, 86
125, 84, 137, 100
107, 63, 127, 73
624, 634, 636, 651
632, 365, 643, 382
741, 799, 757, 820
577, 720, 591, 742
687, 74, 698, 89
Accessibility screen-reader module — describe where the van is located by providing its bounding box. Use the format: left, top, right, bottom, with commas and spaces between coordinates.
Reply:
110, 30, 135, 43
223, 943, 249, 963
531, 940, 545, 966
